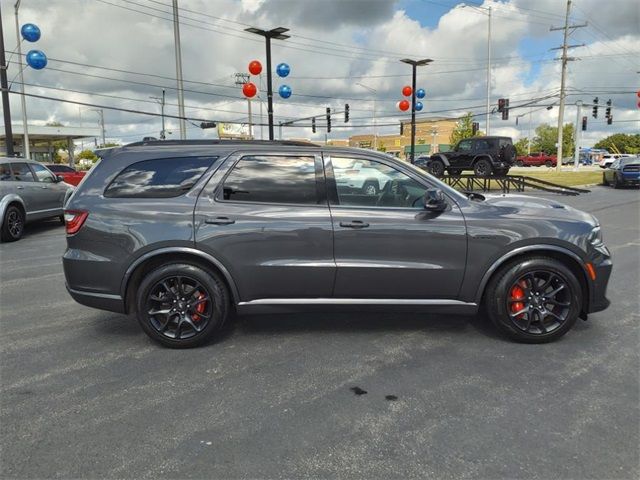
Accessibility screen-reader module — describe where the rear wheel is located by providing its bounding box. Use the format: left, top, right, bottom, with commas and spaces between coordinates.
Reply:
135, 263, 229, 348
544, 160, 553, 168
473, 159, 492, 177
515, 160, 524, 167
428, 159, 445, 177
485, 256, 582, 343
1, 205, 25, 242
612, 175, 621, 189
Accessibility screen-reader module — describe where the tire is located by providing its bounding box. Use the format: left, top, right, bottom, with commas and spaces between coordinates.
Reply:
500, 143, 517, 164
427, 159, 445, 177
362, 180, 379, 196
484, 256, 582, 343
515, 160, 524, 167
602, 173, 609, 186
1, 205, 25, 242
135, 263, 230, 348
544, 160, 553, 168
612, 175, 620, 189
473, 159, 492, 177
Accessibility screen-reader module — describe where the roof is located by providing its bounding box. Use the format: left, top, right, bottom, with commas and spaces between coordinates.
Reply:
125, 139, 318, 148
0, 156, 43, 164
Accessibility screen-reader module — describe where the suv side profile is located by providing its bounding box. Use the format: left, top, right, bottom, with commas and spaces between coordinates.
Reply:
1, 157, 75, 242
427, 136, 516, 177
63, 140, 611, 348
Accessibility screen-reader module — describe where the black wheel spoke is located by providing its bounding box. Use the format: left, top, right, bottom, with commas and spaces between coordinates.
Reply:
546, 310, 564, 323
509, 306, 529, 318
547, 284, 565, 298
191, 296, 210, 307
148, 307, 171, 316
183, 316, 203, 333
524, 311, 534, 332
161, 281, 175, 298
537, 312, 547, 333
540, 274, 557, 292
546, 298, 570, 307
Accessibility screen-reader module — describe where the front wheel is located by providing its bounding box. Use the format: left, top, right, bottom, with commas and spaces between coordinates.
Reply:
1, 205, 25, 242
135, 263, 229, 348
427, 159, 445, 177
484, 256, 582, 343
544, 160, 553, 168
473, 159, 492, 177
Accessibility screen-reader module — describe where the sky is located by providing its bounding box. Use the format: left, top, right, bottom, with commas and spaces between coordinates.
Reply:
1, 0, 639, 148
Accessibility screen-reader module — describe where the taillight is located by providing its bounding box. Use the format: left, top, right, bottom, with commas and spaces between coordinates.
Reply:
64, 210, 89, 235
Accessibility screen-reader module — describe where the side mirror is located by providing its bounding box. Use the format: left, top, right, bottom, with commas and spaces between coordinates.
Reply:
423, 188, 447, 212
56, 175, 64, 183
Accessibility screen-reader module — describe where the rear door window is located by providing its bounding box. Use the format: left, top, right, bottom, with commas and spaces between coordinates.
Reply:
10, 163, 35, 182
219, 155, 320, 205
104, 156, 217, 198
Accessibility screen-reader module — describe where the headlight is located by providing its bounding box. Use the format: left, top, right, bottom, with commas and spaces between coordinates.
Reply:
588, 226, 603, 246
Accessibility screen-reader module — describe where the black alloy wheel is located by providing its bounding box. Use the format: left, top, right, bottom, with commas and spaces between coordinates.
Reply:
136, 263, 229, 348
1, 205, 25, 242
515, 160, 524, 167
428, 159, 445, 177
473, 159, 492, 177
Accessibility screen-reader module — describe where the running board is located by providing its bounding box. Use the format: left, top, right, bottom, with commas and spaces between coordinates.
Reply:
238, 298, 475, 306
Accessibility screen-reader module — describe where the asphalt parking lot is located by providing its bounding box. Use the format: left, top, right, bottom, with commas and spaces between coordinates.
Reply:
1, 186, 638, 479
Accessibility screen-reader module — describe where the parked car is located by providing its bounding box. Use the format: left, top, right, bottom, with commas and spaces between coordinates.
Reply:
602, 157, 640, 188
515, 152, 557, 168
427, 136, 516, 177
332, 157, 391, 195
63, 140, 611, 348
44, 164, 86, 186
1, 157, 75, 242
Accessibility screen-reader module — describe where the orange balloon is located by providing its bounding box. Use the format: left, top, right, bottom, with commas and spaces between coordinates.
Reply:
399, 99, 410, 111
402, 85, 412, 97
242, 82, 257, 98
248, 60, 262, 76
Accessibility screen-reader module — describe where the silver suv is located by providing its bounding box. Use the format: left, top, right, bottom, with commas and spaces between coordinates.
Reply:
0, 157, 75, 241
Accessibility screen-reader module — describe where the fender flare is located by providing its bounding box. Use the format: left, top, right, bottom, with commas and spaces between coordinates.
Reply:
471, 154, 493, 165
474, 244, 589, 304
120, 246, 241, 305
431, 154, 450, 167
0, 195, 26, 227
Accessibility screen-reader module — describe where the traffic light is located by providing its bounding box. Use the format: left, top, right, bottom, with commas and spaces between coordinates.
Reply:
607, 116, 613, 125
326, 107, 331, 133
472, 122, 479, 135
344, 104, 349, 123
312, 117, 316, 134
501, 99, 509, 120
200, 121, 216, 129
582, 116, 587, 131
592, 97, 598, 118
605, 99, 612, 119
498, 98, 506, 112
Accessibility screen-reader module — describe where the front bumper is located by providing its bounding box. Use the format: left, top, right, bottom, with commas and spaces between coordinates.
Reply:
586, 256, 612, 314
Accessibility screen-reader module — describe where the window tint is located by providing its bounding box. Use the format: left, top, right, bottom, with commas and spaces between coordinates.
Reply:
30, 163, 56, 183
105, 156, 216, 198
499, 138, 512, 148
11, 163, 35, 182
221, 155, 319, 205
475, 139, 491, 151
0, 164, 12, 181
458, 140, 472, 152
332, 157, 427, 208
47, 165, 74, 173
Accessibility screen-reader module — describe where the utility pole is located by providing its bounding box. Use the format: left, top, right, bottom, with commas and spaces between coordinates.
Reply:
0, 3, 15, 156
234, 73, 253, 139
14, 0, 29, 158
400, 58, 433, 164
150, 89, 166, 139
92, 109, 106, 147
485, 6, 492, 135
550, 0, 587, 171
245, 27, 291, 140
172, 0, 186, 139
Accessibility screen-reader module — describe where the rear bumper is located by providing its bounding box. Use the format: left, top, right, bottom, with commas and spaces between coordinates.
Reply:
66, 285, 126, 314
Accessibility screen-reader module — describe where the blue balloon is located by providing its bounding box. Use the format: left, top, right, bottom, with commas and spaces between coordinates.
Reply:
26, 50, 47, 70
278, 84, 292, 99
416, 88, 426, 99
21, 23, 41, 42
276, 63, 290, 78
415, 101, 423, 111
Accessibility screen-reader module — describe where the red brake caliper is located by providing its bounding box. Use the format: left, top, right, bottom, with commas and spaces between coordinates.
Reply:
191, 292, 207, 322
510, 280, 527, 319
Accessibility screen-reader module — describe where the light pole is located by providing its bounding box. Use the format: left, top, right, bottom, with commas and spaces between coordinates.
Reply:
461, 3, 492, 135
0, 3, 15, 156
91, 109, 106, 147
171, 0, 186, 139
356, 82, 377, 151
244, 26, 290, 140
14, 0, 30, 158
150, 89, 166, 139
400, 58, 433, 163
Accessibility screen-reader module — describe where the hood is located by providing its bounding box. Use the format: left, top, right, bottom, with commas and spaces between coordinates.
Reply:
482, 194, 597, 226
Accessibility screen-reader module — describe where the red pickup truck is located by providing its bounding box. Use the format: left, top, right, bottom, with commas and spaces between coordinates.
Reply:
515, 152, 557, 167
44, 164, 86, 186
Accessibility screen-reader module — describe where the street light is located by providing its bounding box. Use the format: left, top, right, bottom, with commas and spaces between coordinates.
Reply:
356, 82, 377, 151
515, 107, 532, 154
244, 26, 290, 140
460, 3, 492, 135
400, 58, 433, 163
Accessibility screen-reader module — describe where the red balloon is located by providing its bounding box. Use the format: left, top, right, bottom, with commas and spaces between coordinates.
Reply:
398, 99, 410, 111
402, 86, 412, 97
242, 82, 257, 98
637, 90, 640, 98
248, 60, 262, 76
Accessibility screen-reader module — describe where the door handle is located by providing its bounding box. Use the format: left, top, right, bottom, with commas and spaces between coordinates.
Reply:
16, 186, 24, 190
41, 186, 48, 189
339, 220, 369, 229
204, 216, 235, 225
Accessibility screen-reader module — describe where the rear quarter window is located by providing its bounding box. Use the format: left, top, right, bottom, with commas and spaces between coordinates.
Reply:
0, 164, 12, 181
104, 156, 217, 198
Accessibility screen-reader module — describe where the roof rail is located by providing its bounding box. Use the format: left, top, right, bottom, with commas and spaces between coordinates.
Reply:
124, 139, 317, 148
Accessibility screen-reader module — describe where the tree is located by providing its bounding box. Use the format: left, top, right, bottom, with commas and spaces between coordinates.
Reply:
594, 133, 640, 154
77, 149, 98, 161
449, 112, 480, 145
531, 123, 574, 157
514, 138, 530, 156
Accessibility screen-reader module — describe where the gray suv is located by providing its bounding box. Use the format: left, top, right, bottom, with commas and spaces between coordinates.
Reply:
1, 157, 75, 241
62, 140, 611, 348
